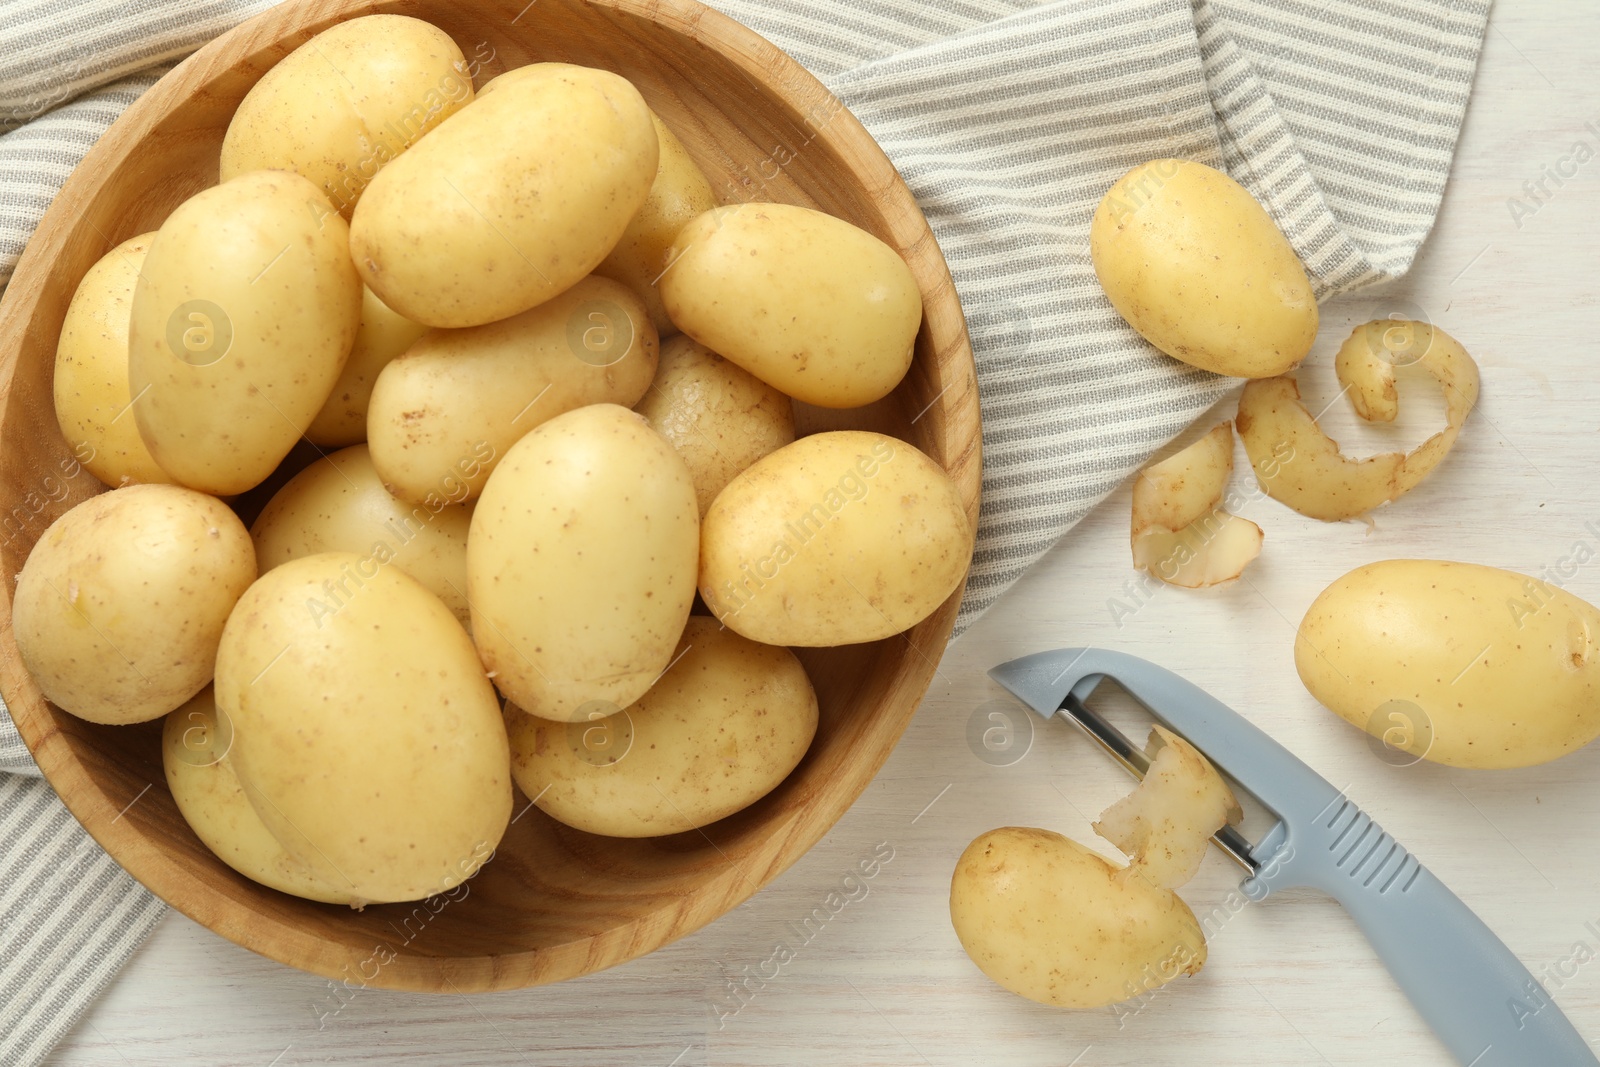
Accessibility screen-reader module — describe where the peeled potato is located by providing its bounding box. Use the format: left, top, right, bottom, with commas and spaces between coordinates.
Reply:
950, 827, 1207, 1009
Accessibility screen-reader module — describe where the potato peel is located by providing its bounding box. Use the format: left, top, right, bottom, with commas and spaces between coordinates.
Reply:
1130, 422, 1262, 587
1238, 320, 1480, 521
1094, 725, 1242, 891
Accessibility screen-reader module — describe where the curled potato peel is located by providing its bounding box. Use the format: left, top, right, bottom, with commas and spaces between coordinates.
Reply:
1237, 320, 1480, 521
1094, 725, 1242, 891
1131, 422, 1262, 587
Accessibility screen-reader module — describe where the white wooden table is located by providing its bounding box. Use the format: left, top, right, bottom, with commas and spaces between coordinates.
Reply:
47, 5, 1600, 1064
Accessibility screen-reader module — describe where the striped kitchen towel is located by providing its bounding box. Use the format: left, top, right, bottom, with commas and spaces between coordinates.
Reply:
0, 0, 1487, 1062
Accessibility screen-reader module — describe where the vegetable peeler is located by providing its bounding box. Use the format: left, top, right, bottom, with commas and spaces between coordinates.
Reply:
988, 647, 1597, 1067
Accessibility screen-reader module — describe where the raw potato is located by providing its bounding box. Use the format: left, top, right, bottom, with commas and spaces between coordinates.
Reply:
635, 335, 795, 515
214, 553, 511, 903
1130, 422, 1261, 588
250, 444, 474, 626
595, 112, 717, 335
219, 15, 473, 217
1297, 559, 1600, 769
1237, 321, 1480, 521
306, 287, 429, 448
660, 204, 922, 408
367, 276, 658, 505
950, 827, 1206, 1009
1094, 725, 1242, 890
350, 62, 658, 328
162, 687, 356, 904
53, 233, 172, 487
12, 485, 255, 725
699, 431, 972, 646
1090, 159, 1317, 378
128, 170, 361, 495
468, 404, 699, 722
505, 619, 818, 837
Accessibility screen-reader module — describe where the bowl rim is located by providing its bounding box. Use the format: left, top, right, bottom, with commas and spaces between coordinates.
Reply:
0, 0, 981, 991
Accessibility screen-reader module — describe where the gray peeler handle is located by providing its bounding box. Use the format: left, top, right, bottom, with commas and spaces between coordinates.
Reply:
1247, 801, 1598, 1067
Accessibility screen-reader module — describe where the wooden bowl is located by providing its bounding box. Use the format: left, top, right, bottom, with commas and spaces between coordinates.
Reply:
0, 0, 978, 991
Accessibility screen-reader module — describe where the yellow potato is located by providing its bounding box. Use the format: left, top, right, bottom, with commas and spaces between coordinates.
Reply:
506, 619, 817, 837
214, 553, 510, 903
1297, 559, 1600, 769
219, 14, 474, 217
950, 827, 1206, 1008
13, 485, 255, 725
699, 431, 972, 646
128, 170, 361, 495
305, 287, 429, 448
1090, 159, 1317, 378
350, 62, 658, 328
250, 444, 473, 626
660, 204, 922, 408
367, 275, 658, 505
162, 687, 356, 904
468, 404, 698, 723
594, 112, 716, 335
635, 335, 795, 515
53, 232, 171, 488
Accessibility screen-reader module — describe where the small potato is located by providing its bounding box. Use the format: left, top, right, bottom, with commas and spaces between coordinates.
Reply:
950, 827, 1206, 1008
1090, 159, 1317, 378
660, 204, 921, 408
250, 444, 473, 626
367, 275, 658, 505
129, 170, 361, 495
506, 618, 817, 837
469, 404, 698, 723
219, 14, 474, 217
214, 553, 510, 904
594, 112, 716, 335
350, 62, 658, 328
1297, 559, 1600, 768
305, 288, 429, 448
13, 485, 255, 725
699, 431, 972, 646
635, 335, 795, 515
162, 687, 356, 904
53, 232, 171, 488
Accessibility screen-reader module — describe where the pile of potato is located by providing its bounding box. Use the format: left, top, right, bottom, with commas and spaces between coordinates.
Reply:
22, 15, 974, 908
